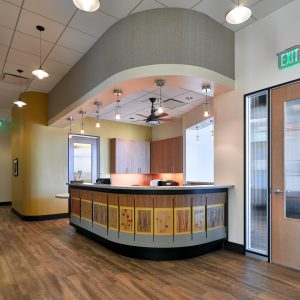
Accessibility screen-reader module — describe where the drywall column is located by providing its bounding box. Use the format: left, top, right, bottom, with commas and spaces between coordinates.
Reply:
11, 92, 68, 216
0, 122, 12, 203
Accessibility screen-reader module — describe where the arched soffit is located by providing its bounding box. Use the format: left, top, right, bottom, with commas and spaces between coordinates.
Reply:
48, 8, 235, 122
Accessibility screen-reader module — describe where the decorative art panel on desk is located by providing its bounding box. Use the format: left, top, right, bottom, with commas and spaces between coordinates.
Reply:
81, 200, 92, 221
94, 203, 107, 227
175, 208, 191, 234
108, 205, 118, 231
136, 208, 153, 234
207, 204, 224, 230
193, 206, 205, 233
120, 207, 134, 233
154, 208, 173, 235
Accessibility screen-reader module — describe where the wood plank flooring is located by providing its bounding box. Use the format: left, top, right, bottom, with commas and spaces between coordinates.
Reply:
0, 206, 299, 300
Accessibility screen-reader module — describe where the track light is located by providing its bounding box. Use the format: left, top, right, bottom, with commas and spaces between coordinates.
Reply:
114, 89, 122, 120
14, 69, 27, 108
155, 79, 165, 114
79, 110, 86, 134
202, 84, 211, 118
94, 101, 102, 128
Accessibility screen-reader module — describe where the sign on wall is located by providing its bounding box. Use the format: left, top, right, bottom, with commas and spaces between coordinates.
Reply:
277, 45, 300, 69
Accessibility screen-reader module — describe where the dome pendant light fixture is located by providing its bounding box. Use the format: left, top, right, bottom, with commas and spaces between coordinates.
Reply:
73, 0, 100, 12
226, 0, 252, 25
202, 83, 211, 118
79, 110, 86, 134
32, 25, 49, 80
196, 125, 200, 144
114, 89, 123, 120
94, 101, 102, 128
155, 79, 165, 114
14, 69, 27, 108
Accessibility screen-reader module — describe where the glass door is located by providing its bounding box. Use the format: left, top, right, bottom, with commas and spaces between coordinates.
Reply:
69, 135, 99, 183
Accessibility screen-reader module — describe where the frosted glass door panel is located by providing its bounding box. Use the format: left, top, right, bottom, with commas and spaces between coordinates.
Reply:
285, 99, 300, 220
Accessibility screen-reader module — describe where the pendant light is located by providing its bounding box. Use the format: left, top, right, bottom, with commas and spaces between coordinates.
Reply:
226, 0, 252, 25
73, 0, 100, 12
114, 89, 122, 120
94, 101, 102, 128
67, 116, 73, 139
79, 110, 86, 134
155, 79, 165, 114
32, 25, 49, 80
14, 69, 27, 108
196, 125, 200, 144
202, 84, 211, 118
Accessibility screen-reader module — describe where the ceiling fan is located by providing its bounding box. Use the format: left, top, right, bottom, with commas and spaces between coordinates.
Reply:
135, 98, 174, 125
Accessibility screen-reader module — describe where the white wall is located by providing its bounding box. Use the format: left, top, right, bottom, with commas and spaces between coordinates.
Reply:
236, 0, 300, 93
0, 123, 11, 202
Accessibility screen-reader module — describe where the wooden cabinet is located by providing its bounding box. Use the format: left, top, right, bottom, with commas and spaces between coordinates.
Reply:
110, 138, 150, 174
151, 136, 183, 173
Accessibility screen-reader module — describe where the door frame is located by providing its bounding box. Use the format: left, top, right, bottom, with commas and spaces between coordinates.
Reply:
244, 77, 300, 263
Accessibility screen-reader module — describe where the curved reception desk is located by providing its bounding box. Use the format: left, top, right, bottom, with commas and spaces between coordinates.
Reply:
68, 184, 232, 260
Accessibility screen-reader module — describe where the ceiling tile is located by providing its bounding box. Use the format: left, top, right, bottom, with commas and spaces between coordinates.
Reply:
251, 0, 294, 20
157, 0, 200, 9
69, 9, 116, 38
48, 45, 83, 66
43, 59, 72, 77
3, 61, 34, 78
11, 31, 53, 58
0, 1, 20, 29
57, 27, 97, 53
6, 48, 39, 68
131, 0, 165, 14
175, 90, 205, 104
161, 87, 187, 98
193, 0, 233, 24
223, 16, 255, 32
16, 9, 65, 43
0, 45, 8, 61
3, 0, 23, 6
0, 59, 4, 71
23, 0, 77, 25
99, 0, 141, 19
0, 26, 14, 47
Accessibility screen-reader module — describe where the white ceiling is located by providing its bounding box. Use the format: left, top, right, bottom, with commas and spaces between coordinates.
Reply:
0, 0, 294, 121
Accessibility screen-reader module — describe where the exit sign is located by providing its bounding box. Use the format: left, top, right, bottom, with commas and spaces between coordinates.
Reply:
277, 45, 300, 69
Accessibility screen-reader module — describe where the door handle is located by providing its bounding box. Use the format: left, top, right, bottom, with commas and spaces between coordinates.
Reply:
272, 188, 285, 194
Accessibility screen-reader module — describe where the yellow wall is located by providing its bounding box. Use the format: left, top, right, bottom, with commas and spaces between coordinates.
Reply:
71, 118, 152, 177
0, 122, 12, 202
11, 92, 68, 216
11, 95, 151, 216
151, 119, 183, 141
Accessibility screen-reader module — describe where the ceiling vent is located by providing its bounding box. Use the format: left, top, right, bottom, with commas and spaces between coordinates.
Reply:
2, 72, 29, 86
163, 98, 186, 109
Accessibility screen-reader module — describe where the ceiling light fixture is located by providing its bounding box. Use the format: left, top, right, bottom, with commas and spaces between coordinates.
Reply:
226, 0, 252, 25
94, 101, 102, 128
13, 69, 27, 108
155, 79, 165, 114
73, 0, 100, 12
67, 116, 73, 138
114, 89, 122, 120
202, 84, 211, 118
79, 110, 86, 134
32, 25, 49, 80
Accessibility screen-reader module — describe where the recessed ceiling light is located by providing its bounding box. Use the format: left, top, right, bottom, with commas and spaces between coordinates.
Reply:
226, 1, 252, 25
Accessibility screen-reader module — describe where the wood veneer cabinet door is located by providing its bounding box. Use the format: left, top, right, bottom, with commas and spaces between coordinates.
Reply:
173, 136, 183, 173
151, 140, 160, 173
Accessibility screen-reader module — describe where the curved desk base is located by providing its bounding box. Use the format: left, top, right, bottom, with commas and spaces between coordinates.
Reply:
73, 224, 225, 260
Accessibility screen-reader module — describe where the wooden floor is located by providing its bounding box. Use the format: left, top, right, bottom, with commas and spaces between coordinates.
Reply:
0, 206, 299, 300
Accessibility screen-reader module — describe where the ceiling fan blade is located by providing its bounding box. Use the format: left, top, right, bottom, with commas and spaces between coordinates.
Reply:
136, 114, 148, 118
158, 112, 168, 118
131, 119, 145, 122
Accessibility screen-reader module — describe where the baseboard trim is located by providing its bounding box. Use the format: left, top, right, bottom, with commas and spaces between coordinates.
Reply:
224, 241, 245, 255
11, 208, 69, 221
0, 201, 12, 206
